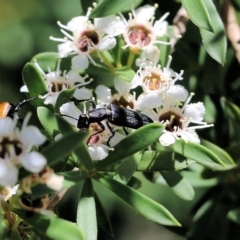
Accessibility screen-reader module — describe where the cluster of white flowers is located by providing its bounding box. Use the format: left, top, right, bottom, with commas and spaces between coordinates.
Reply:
0, 114, 47, 187
18, 4, 212, 161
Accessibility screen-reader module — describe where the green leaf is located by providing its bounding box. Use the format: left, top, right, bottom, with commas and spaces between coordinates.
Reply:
31, 52, 58, 72
199, 0, 227, 65
182, 0, 213, 32
228, 208, 240, 224
139, 150, 194, 171
22, 63, 47, 99
37, 107, 59, 137
200, 139, 236, 170
95, 174, 181, 226
127, 176, 142, 189
226, 143, 240, 163
101, 150, 194, 172
77, 178, 97, 240
90, 0, 137, 18
56, 115, 93, 170
167, 139, 226, 170
40, 131, 88, 166
157, 36, 171, 67
10, 232, 21, 240
113, 67, 135, 82
96, 123, 165, 169
160, 171, 195, 200
14, 209, 84, 240
221, 97, 240, 122
182, 169, 218, 187
114, 153, 141, 184
59, 171, 87, 188
94, 192, 113, 236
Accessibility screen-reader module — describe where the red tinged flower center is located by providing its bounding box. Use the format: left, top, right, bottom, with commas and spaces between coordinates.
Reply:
77, 31, 99, 52
127, 26, 152, 46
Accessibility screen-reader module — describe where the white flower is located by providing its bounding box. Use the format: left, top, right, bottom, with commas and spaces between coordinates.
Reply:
22, 166, 64, 193
50, 11, 117, 69
60, 102, 124, 160
102, 4, 169, 52
20, 59, 93, 106
132, 55, 187, 109
148, 94, 213, 146
0, 184, 19, 201
0, 114, 47, 187
95, 77, 137, 110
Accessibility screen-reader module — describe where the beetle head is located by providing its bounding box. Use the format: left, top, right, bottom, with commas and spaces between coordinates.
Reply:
77, 114, 89, 129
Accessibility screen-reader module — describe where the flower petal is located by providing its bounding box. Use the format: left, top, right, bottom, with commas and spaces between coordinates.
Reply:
98, 36, 116, 51
20, 85, 29, 92
159, 132, 176, 146
74, 88, 93, 100
88, 145, 108, 160
58, 42, 73, 58
114, 77, 132, 94
21, 152, 47, 173
135, 5, 156, 21
184, 102, 205, 121
0, 118, 16, 135
72, 55, 89, 70
20, 126, 46, 146
60, 102, 82, 127
0, 161, 18, 187
167, 85, 188, 101
95, 85, 111, 104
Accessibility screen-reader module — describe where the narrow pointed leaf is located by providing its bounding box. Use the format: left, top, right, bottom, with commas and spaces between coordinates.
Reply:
114, 153, 141, 184
59, 171, 87, 187
94, 192, 113, 236
138, 150, 194, 171
22, 63, 47, 98
227, 208, 240, 224
102, 150, 194, 172
221, 97, 240, 122
14, 209, 84, 240
160, 171, 195, 200
127, 176, 142, 189
200, 139, 236, 169
167, 139, 226, 170
37, 107, 59, 137
96, 123, 165, 169
226, 143, 240, 163
95, 174, 181, 226
182, 0, 213, 32
157, 36, 171, 67
40, 131, 88, 166
199, 0, 227, 65
77, 178, 97, 240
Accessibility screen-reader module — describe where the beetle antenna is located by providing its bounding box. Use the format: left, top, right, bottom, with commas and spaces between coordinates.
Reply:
60, 114, 78, 121
14, 96, 38, 112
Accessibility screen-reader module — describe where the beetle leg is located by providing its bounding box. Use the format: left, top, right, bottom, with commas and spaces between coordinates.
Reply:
86, 121, 105, 145
106, 121, 115, 147
70, 97, 97, 110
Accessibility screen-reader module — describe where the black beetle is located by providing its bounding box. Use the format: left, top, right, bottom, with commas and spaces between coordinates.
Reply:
61, 99, 153, 145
